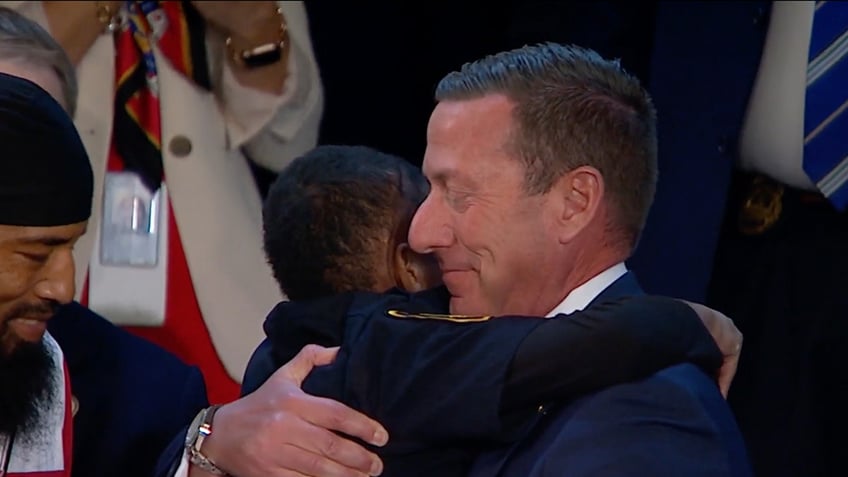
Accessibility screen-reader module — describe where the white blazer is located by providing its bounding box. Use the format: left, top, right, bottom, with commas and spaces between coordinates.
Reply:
6, 0, 324, 381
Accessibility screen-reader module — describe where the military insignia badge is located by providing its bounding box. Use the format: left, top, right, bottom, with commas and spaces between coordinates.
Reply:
386, 310, 493, 323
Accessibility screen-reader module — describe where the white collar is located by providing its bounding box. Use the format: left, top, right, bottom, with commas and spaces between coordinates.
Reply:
545, 262, 628, 317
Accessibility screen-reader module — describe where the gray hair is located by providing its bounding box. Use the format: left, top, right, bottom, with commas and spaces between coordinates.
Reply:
0, 6, 77, 117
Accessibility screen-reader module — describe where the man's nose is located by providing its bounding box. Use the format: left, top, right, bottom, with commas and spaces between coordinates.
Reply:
33, 249, 76, 305
408, 194, 454, 253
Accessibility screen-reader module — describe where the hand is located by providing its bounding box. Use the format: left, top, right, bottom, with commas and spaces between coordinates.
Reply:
683, 301, 743, 398
197, 345, 389, 477
191, 1, 280, 41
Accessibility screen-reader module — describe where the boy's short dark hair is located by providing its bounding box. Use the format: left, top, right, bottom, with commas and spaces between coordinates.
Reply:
263, 145, 428, 301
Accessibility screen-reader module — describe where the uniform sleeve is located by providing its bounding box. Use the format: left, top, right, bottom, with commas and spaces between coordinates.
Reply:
502, 295, 722, 411
240, 339, 276, 396
332, 296, 542, 445
336, 294, 721, 446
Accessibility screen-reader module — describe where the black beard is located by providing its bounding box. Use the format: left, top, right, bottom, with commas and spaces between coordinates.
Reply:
0, 339, 53, 436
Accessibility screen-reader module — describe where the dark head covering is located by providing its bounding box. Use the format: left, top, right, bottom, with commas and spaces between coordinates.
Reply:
0, 72, 92, 226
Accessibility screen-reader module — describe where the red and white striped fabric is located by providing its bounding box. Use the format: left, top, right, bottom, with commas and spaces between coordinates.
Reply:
0, 333, 73, 477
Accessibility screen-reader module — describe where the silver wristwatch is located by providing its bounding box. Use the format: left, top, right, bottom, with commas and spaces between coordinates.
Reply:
185, 404, 229, 476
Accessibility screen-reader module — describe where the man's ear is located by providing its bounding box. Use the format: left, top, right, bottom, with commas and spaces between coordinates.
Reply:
392, 243, 440, 292
550, 166, 604, 243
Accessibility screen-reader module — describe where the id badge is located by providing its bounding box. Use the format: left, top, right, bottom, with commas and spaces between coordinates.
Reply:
100, 171, 161, 267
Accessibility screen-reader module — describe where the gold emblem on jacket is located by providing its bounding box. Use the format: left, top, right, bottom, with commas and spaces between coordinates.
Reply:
738, 176, 784, 235
386, 310, 493, 323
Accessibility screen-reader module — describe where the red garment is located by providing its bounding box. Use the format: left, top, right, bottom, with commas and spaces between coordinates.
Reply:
80, 1, 239, 404
121, 204, 241, 403
81, 146, 240, 403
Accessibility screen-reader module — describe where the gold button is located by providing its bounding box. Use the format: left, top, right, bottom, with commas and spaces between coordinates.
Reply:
169, 135, 192, 157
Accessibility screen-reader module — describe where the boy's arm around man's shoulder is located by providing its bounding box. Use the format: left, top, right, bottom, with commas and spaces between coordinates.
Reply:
334, 292, 725, 445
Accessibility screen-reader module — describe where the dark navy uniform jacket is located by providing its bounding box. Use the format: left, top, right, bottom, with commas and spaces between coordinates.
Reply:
242, 282, 724, 477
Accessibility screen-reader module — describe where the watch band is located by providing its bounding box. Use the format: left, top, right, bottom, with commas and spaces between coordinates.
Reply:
187, 404, 229, 476
225, 6, 288, 69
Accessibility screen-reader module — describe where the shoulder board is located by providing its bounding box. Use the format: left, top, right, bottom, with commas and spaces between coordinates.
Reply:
386, 309, 493, 323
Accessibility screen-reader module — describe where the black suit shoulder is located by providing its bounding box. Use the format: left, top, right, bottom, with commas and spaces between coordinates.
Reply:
48, 302, 208, 477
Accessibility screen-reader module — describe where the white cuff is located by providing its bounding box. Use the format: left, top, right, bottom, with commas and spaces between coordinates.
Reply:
173, 450, 190, 477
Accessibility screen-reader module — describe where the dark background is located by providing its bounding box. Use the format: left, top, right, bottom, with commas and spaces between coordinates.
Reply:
252, 1, 658, 195
306, 1, 657, 166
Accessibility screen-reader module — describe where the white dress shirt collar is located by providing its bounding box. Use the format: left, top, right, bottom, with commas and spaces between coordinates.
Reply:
545, 262, 628, 317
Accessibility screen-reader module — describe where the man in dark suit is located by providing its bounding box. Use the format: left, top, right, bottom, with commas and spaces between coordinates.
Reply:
403, 42, 751, 476
0, 11, 206, 477
0, 70, 206, 477
0, 71, 88, 477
